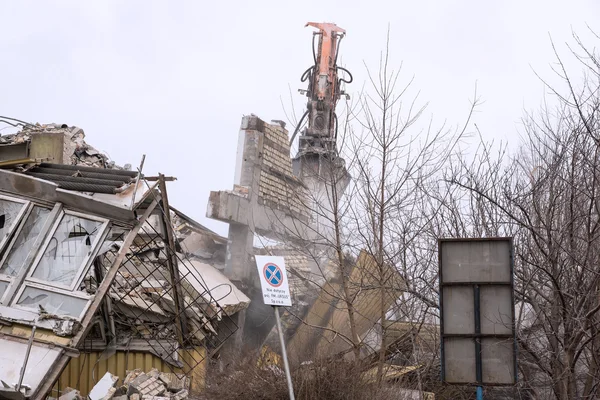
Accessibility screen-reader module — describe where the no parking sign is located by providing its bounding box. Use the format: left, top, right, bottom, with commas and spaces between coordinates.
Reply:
255, 255, 292, 306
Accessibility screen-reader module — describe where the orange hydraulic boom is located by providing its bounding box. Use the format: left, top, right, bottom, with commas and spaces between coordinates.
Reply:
293, 22, 352, 156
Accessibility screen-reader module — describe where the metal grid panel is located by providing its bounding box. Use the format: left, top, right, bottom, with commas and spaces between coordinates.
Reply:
88, 206, 238, 381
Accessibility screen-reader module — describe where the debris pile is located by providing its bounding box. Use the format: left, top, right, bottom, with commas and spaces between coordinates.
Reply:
0, 123, 131, 170
61, 370, 190, 400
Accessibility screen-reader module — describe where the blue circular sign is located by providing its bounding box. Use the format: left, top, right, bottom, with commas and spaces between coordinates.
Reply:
263, 263, 284, 287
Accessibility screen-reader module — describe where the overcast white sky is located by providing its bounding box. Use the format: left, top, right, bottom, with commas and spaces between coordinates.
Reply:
1, 1, 597, 236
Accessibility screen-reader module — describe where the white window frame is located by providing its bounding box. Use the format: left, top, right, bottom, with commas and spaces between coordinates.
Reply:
11, 280, 92, 320
0, 195, 33, 302
0, 195, 113, 321
0, 194, 30, 255
23, 209, 109, 292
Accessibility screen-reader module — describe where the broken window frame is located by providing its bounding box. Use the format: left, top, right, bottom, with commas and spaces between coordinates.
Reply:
0, 194, 38, 302
11, 280, 93, 319
0, 194, 30, 254
0, 203, 62, 305
22, 209, 110, 292
0, 192, 113, 320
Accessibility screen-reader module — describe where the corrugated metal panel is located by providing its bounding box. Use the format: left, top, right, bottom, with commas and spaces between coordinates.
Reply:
50, 348, 206, 397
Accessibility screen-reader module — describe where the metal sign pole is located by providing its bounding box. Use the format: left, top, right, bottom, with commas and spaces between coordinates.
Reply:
274, 306, 295, 400
477, 386, 483, 400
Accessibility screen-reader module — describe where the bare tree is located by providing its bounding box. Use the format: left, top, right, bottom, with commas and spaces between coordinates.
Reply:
448, 29, 600, 400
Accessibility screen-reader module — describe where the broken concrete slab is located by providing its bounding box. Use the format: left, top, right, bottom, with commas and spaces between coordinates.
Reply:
157, 373, 171, 387
158, 373, 190, 392
123, 369, 143, 385
147, 368, 160, 379
88, 372, 118, 400
171, 389, 188, 400
57, 387, 81, 400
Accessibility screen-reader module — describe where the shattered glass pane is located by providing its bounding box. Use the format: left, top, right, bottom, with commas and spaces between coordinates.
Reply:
16, 286, 88, 317
0, 198, 26, 242
31, 214, 102, 287
0, 281, 7, 299
0, 207, 51, 277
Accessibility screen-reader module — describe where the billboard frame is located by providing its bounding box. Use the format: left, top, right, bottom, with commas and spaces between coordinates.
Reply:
438, 237, 518, 386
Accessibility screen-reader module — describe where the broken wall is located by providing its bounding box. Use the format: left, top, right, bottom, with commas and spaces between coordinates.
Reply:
257, 121, 308, 218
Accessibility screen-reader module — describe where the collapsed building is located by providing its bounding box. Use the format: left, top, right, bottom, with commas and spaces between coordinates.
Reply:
203, 21, 439, 398
0, 20, 439, 400
0, 115, 436, 398
0, 122, 246, 399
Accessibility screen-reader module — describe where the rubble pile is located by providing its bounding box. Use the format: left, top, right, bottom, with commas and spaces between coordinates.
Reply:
109, 242, 221, 348
0, 123, 131, 170
56, 369, 190, 400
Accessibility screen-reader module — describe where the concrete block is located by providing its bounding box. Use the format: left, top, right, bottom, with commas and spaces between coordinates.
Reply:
171, 389, 188, 400
58, 388, 81, 400
99, 388, 116, 400
124, 370, 144, 385
158, 373, 171, 386
114, 386, 128, 396
160, 373, 190, 392
147, 368, 160, 378
128, 374, 166, 397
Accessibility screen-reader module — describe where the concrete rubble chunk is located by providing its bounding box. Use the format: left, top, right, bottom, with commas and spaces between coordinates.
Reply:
58, 388, 82, 400
127, 374, 166, 397
124, 369, 144, 385
157, 373, 171, 386
171, 389, 188, 400
114, 385, 130, 397
160, 373, 190, 392
83, 369, 188, 400
89, 372, 119, 400
147, 368, 160, 378
100, 388, 116, 400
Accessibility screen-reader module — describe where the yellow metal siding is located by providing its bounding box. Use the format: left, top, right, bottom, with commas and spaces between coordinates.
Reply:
50, 348, 206, 397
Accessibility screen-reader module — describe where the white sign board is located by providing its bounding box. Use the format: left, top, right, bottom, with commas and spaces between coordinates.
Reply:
255, 255, 292, 306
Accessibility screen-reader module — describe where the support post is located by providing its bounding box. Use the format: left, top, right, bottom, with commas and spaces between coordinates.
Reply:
474, 284, 483, 400
158, 173, 189, 345
274, 306, 295, 400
